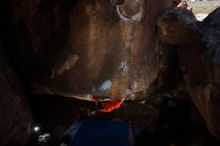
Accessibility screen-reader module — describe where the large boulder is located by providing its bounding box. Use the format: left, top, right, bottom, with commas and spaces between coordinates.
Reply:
178, 42, 220, 142
157, 7, 199, 44
1, 0, 173, 100
0, 56, 32, 146
157, 7, 220, 142
200, 8, 220, 65
183, 8, 220, 142
32, 0, 174, 100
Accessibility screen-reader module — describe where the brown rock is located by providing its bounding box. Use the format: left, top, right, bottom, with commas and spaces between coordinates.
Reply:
177, 8, 220, 142
157, 7, 199, 44
1, 0, 180, 101
28, 0, 172, 100
0, 57, 32, 146
178, 41, 208, 87
157, 7, 220, 142
179, 43, 220, 141
177, 0, 189, 9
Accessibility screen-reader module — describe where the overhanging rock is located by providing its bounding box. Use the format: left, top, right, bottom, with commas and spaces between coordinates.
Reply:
27, 0, 172, 100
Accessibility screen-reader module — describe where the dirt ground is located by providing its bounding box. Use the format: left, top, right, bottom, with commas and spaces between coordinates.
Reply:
189, 1, 220, 14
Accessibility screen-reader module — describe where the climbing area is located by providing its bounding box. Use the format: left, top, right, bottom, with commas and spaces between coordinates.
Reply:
0, 0, 220, 146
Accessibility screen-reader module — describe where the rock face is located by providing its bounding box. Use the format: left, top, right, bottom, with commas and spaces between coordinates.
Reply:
157, 7, 199, 44
30, 0, 173, 101
157, 7, 220, 142
1, 0, 172, 100
200, 8, 220, 65
0, 56, 32, 146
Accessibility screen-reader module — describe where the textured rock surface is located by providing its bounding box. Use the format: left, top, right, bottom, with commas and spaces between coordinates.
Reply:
0, 56, 32, 146
30, 0, 173, 100
157, 7, 220, 142
184, 8, 220, 142
157, 7, 199, 44
0, 0, 173, 100
200, 8, 220, 65
178, 42, 220, 142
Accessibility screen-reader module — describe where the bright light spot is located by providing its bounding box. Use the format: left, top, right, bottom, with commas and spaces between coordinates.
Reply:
33, 126, 40, 132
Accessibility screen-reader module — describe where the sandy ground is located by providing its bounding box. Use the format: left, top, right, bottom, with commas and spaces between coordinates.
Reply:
188, 1, 220, 20
195, 13, 209, 21
188, 1, 220, 8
